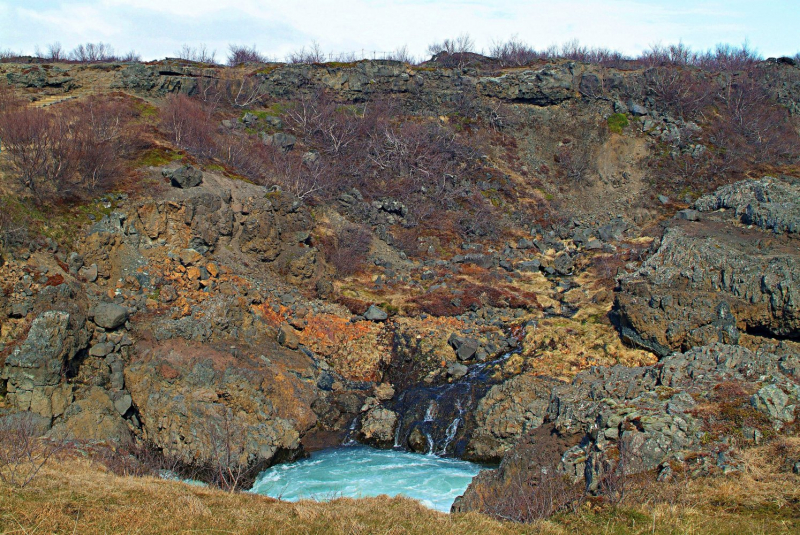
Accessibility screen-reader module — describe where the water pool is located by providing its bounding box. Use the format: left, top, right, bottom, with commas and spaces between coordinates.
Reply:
250, 446, 485, 512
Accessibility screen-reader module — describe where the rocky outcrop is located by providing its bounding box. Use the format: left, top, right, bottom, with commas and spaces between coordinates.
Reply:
694, 176, 800, 234
125, 338, 321, 472
616, 177, 799, 356
464, 374, 555, 462
1, 311, 85, 420
456, 343, 799, 513
476, 65, 576, 105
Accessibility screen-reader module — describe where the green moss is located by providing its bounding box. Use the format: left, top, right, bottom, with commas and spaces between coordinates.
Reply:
134, 101, 159, 120
135, 148, 183, 168
607, 113, 629, 134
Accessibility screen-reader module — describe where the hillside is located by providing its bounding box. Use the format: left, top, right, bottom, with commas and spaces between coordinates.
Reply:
0, 52, 799, 532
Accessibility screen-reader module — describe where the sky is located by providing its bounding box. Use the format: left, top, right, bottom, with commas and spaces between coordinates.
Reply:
1, 0, 798, 62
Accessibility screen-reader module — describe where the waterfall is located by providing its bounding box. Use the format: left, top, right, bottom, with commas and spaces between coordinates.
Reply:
389, 352, 515, 457
341, 416, 359, 446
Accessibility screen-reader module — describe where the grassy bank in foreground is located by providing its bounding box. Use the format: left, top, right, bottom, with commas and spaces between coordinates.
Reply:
1, 443, 799, 534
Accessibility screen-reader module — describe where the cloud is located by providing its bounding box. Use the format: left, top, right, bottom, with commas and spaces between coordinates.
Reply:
0, 0, 796, 60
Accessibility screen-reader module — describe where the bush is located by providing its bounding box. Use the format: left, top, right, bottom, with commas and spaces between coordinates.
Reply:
227, 44, 269, 66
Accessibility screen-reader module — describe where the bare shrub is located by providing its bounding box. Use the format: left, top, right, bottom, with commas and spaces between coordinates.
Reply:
645, 67, 714, 120
201, 406, 254, 492
0, 82, 23, 113
0, 49, 20, 62
287, 41, 326, 64
323, 224, 373, 276
227, 44, 269, 66
490, 36, 541, 67
98, 439, 185, 479
69, 42, 116, 63
0, 412, 64, 488
45, 42, 66, 62
220, 74, 268, 108
427, 33, 475, 57
709, 73, 798, 171
474, 463, 584, 522
177, 44, 217, 64
71, 96, 141, 192
385, 45, 417, 64
639, 42, 699, 67
159, 94, 216, 157
0, 107, 75, 201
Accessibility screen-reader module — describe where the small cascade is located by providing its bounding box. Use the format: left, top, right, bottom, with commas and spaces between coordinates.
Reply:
341, 416, 359, 446
423, 400, 437, 422
390, 352, 514, 457
425, 431, 435, 455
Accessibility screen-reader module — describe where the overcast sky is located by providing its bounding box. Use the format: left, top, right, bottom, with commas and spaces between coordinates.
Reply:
1, 1, 798, 62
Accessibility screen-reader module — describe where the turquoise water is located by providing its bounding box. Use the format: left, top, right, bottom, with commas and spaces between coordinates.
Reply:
250, 446, 485, 512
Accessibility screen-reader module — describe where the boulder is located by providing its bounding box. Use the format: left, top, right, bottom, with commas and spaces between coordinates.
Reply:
364, 305, 388, 322
166, 165, 204, 188
92, 303, 129, 330
358, 407, 398, 447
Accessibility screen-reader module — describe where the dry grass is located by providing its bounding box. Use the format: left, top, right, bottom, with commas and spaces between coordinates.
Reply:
2, 439, 799, 534
0, 453, 535, 535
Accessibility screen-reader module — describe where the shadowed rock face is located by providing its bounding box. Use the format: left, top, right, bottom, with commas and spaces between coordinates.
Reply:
615, 177, 800, 356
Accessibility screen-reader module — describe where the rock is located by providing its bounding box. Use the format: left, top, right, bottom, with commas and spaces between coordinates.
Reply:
616, 188, 799, 355
676, 209, 700, 221
658, 195, 670, 204
78, 263, 98, 282
167, 165, 204, 188
179, 248, 204, 266
477, 65, 576, 106
407, 427, 430, 453
517, 260, 541, 272
448, 334, 479, 361
375, 383, 395, 401
751, 385, 796, 426
125, 340, 317, 478
277, 323, 300, 349
50, 387, 131, 443
92, 303, 129, 330
553, 253, 574, 275
262, 132, 296, 151
585, 239, 603, 250
241, 112, 259, 126
695, 176, 799, 234
302, 151, 320, 167
112, 391, 133, 416
89, 342, 114, 357
10, 301, 30, 318
358, 408, 398, 447
364, 305, 388, 322
627, 100, 648, 116
447, 362, 469, 379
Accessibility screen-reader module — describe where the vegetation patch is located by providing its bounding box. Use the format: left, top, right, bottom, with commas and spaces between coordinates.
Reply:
607, 113, 629, 134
